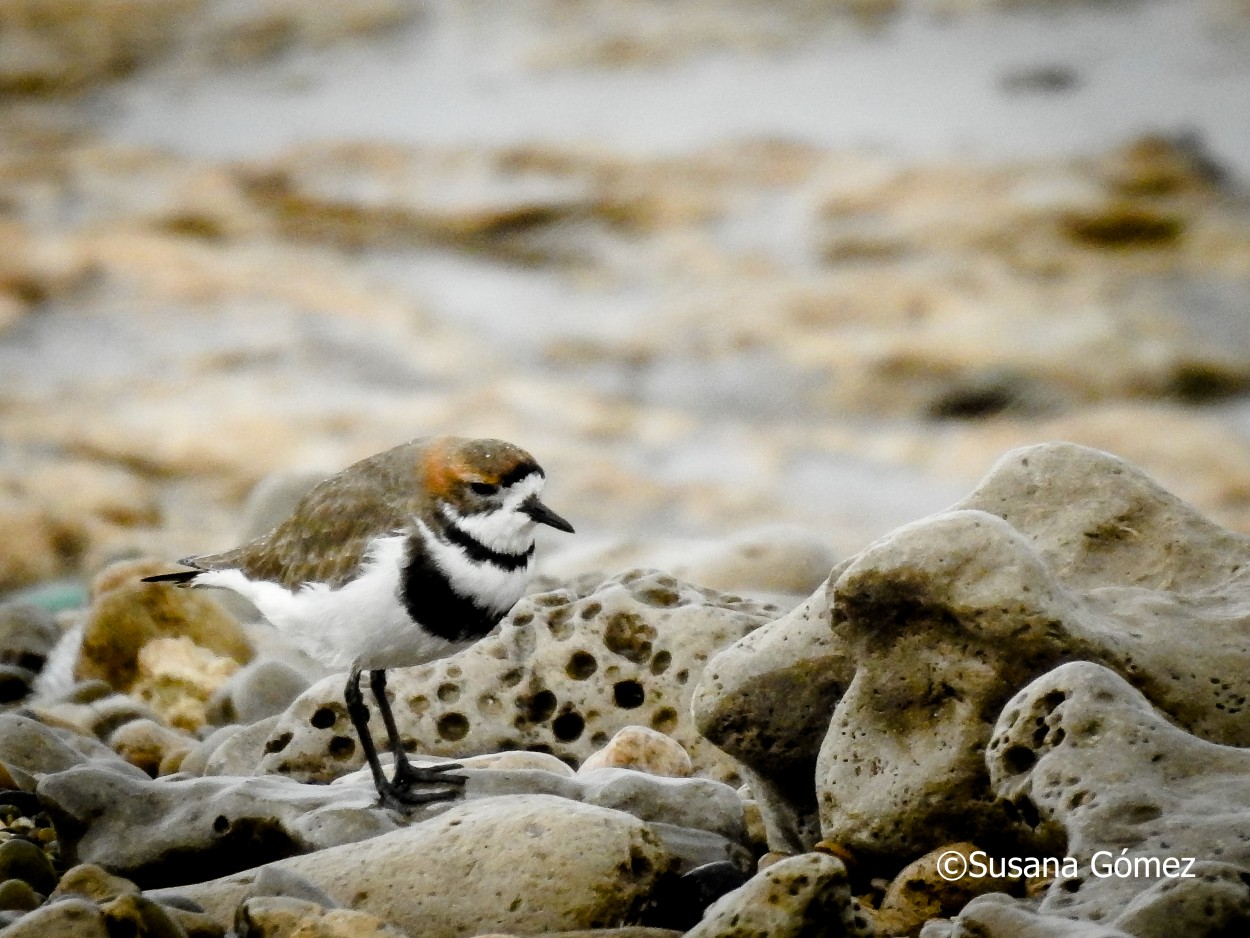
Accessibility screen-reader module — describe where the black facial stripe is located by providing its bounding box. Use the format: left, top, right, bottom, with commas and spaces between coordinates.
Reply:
499, 463, 541, 489
442, 521, 534, 572
401, 538, 504, 642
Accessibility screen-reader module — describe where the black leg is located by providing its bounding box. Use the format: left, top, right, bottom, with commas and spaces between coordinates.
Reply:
344, 665, 390, 796
369, 668, 467, 793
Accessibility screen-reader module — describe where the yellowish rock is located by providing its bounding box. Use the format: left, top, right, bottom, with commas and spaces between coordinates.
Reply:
236, 896, 408, 938
108, 718, 195, 777
131, 637, 242, 732
579, 725, 693, 778
78, 558, 253, 693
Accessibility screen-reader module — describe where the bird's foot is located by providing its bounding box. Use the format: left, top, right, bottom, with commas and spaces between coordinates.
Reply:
376, 761, 467, 810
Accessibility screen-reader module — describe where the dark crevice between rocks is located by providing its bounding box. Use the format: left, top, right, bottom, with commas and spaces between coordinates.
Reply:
122, 817, 304, 890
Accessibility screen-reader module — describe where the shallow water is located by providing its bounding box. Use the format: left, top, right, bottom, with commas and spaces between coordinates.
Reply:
103, 0, 1250, 178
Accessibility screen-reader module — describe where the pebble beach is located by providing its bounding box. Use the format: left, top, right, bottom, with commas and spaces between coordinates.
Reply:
3, 1, 1250, 936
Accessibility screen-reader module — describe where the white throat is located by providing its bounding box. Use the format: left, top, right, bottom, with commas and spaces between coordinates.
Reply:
439, 472, 545, 555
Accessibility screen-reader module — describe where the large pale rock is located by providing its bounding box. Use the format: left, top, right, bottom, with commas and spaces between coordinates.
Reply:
151, 795, 675, 938
986, 661, 1250, 934
261, 569, 779, 785
696, 443, 1250, 859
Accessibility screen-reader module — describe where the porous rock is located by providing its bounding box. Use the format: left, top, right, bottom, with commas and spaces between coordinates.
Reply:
151, 794, 674, 938
261, 569, 779, 785
580, 725, 693, 777
696, 443, 1250, 859
684, 851, 872, 938
986, 661, 1250, 934
77, 559, 252, 693
131, 636, 242, 732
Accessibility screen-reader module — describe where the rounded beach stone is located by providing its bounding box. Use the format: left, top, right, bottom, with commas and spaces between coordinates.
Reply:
49, 863, 140, 903
0, 836, 58, 895
0, 879, 42, 912
101, 893, 190, 938
206, 658, 310, 726
580, 725, 693, 778
108, 719, 195, 777
0, 712, 144, 789
0, 896, 109, 938
875, 842, 1018, 936
153, 794, 674, 938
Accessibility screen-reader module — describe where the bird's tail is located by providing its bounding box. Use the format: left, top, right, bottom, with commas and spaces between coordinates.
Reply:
140, 570, 200, 586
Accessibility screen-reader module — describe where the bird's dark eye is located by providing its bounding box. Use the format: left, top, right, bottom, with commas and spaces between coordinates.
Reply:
470, 481, 498, 496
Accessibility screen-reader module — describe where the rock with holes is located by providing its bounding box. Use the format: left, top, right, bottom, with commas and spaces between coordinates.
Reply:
259, 569, 780, 785
150, 794, 674, 938
696, 443, 1250, 860
985, 661, 1250, 934
684, 851, 873, 938
77, 559, 253, 694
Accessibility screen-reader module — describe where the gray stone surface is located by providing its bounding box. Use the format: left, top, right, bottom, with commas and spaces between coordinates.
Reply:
0, 712, 146, 791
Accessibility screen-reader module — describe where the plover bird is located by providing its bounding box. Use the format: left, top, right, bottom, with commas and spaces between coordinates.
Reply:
143, 436, 574, 809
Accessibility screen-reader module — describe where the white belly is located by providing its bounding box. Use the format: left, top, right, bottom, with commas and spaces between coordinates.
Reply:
195, 535, 482, 670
